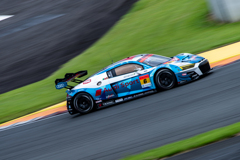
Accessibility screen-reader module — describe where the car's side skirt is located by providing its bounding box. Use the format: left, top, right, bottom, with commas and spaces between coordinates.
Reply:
95, 89, 157, 109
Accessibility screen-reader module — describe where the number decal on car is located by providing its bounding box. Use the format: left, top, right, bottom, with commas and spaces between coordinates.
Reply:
139, 74, 152, 88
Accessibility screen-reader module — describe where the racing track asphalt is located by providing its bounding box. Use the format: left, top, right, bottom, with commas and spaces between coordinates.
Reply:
1, 61, 240, 160
0, 0, 137, 94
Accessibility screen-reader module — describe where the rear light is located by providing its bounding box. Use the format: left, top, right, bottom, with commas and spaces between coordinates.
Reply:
67, 94, 72, 99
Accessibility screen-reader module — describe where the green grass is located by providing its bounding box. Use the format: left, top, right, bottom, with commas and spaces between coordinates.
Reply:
1, 0, 240, 123
121, 122, 240, 160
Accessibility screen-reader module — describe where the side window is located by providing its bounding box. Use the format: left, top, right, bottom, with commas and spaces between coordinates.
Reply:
114, 64, 143, 76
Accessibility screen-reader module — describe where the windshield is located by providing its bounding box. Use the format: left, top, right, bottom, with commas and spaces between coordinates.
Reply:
141, 55, 170, 66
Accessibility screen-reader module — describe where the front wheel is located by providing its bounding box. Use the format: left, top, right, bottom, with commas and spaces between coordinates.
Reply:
73, 93, 94, 114
154, 69, 176, 90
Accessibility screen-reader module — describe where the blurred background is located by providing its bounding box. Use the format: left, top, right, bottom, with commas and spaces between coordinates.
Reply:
0, 0, 136, 94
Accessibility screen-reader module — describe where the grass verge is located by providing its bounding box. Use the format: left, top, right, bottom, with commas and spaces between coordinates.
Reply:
1, 0, 240, 123
121, 122, 240, 160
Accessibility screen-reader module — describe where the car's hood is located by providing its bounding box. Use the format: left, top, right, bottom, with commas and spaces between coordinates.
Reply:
164, 54, 204, 65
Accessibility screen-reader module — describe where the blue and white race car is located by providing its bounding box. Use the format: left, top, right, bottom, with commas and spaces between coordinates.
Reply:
55, 53, 211, 115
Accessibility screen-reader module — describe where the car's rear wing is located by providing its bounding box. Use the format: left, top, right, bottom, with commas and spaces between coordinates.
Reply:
55, 70, 87, 90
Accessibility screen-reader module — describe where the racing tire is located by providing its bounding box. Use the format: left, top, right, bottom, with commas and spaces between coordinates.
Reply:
154, 69, 176, 90
73, 92, 95, 114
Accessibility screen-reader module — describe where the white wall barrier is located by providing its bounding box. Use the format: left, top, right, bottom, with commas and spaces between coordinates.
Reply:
207, 0, 240, 22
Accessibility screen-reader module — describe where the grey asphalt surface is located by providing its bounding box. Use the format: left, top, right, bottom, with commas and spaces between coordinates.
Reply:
0, 0, 137, 94
1, 61, 240, 160
167, 136, 240, 160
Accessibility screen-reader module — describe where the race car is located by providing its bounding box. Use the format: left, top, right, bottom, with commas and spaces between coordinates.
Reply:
55, 53, 211, 115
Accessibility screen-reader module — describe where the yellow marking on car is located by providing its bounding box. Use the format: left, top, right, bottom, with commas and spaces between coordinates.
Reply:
139, 74, 152, 88
180, 63, 195, 70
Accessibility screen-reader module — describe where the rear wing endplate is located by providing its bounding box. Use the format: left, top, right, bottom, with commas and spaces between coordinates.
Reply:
55, 70, 87, 90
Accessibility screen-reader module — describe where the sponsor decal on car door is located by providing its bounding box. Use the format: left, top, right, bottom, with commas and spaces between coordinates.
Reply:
108, 72, 140, 97
109, 73, 153, 97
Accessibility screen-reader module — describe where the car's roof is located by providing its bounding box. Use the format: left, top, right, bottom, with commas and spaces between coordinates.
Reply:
88, 53, 172, 79
119, 54, 146, 62
107, 54, 146, 67
90, 54, 147, 77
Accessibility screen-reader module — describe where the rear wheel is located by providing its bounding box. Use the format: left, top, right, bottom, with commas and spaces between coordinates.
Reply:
155, 69, 176, 90
73, 93, 94, 114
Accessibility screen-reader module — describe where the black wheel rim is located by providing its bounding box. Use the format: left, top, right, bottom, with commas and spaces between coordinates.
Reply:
159, 72, 174, 87
76, 95, 91, 112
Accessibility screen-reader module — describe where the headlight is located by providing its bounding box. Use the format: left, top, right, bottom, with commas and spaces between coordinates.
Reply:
180, 64, 195, 70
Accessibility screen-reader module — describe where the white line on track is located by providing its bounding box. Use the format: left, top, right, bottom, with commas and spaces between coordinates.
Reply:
0, 112, 68, 132
0, 15, 14, 21
0, 14, 64, 38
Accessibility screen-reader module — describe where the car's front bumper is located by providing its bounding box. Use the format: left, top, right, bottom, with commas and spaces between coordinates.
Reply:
176, 59, 211, 84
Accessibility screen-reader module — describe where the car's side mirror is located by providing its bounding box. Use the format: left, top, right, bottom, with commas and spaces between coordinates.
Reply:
135, 68, 145, 75
137, 71, 143, 75
134, 68, 142, 72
